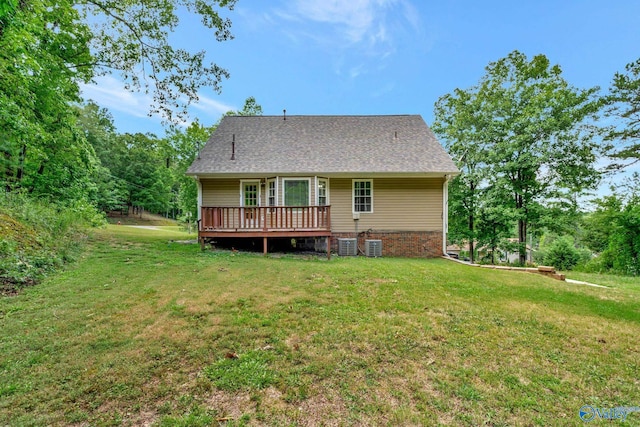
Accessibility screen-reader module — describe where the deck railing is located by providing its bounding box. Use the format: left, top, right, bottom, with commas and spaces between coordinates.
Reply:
200, 206, 331, 232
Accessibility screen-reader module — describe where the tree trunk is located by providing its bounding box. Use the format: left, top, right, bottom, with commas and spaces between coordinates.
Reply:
468, 212, 474, 263
518, 218, 527, 265
3, 148, 13, 192
514, 185, 527, 265
15, 144, 26, 183
468, 181, 475, 263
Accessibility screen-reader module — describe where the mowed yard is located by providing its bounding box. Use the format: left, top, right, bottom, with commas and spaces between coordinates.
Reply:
1, 226, 639, 426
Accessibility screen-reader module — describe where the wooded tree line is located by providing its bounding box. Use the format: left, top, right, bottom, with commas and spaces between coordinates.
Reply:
434, 51, 640, 275
0, 0, 238, 214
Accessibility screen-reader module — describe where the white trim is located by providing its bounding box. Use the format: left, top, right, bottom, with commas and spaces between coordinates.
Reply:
282, 177, 312, 206
196, 177, 202, 221
317, 177, 329, 206
352, 179, 373, 213
442, 174, 451, 255
267, 178, 277, 207
239, 179, 261, 206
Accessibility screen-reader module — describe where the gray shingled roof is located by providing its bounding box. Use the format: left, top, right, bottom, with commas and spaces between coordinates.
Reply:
186, 115, 459, 176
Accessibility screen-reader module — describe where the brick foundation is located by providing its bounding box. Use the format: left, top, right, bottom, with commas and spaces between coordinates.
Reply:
331, 231, 443, 258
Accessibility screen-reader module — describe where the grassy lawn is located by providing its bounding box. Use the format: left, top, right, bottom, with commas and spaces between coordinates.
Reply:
1, 226, 639, 426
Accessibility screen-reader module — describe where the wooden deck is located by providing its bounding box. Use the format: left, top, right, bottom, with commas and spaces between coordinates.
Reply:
198, 206, 332, 257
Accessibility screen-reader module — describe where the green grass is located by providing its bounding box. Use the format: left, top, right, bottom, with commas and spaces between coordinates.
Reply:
1, 225, 639, 426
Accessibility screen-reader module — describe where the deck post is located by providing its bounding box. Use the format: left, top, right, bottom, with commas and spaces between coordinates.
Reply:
326, 236, 331, 260
263, 237, 268, 256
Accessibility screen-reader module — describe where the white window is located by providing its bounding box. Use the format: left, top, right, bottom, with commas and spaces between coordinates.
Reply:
318, 179, 329, 206
267, 179, 277, 207
353, 179, 373, 213
283, 178, 311, 206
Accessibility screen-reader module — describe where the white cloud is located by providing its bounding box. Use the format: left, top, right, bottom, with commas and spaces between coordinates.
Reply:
80, 75, 236, 131
80, 75, 153, 119
276, 0, 420, 54
190, 94, 235, 115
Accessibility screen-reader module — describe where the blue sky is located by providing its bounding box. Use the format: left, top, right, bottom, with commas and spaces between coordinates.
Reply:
80, 0, 640, 141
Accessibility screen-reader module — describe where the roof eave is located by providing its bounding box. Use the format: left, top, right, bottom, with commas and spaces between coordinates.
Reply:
186, 170, 460, 179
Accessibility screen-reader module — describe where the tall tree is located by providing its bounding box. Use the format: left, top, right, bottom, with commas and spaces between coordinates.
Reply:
433, 88, 491, 263
165, 120, 216, 219
113, 133, 173, 214
434, 51, 601, 264
1, 0, 94, 194
1, 0, 237, 202
603, 58, 640, 169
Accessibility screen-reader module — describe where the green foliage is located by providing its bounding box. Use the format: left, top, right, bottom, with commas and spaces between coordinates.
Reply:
1, 0, 238, 208
540, 236, 582, 271
0, 192, 104, 290
604, 58, 640, 169
434, 51, 602, 264
1, 0, 95, 196
78, 0, 237, 122
165, 120, 216, 219
582, 184, 640, 276
225, 96, 264, 117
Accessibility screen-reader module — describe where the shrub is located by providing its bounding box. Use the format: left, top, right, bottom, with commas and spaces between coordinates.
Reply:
542, 237, 582, 271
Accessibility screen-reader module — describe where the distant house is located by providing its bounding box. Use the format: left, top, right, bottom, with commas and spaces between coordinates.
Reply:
186, 115, 459, 257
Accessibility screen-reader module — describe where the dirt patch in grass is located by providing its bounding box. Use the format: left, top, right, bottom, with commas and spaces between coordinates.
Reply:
0, 277, 37, 296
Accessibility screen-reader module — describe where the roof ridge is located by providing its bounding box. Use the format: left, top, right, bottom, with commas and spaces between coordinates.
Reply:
224, 114, 417, 118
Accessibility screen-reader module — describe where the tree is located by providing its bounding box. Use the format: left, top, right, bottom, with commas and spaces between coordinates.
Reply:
78, 0, 237, 122
433, 88, 492, 263
582, 175, 640, 275
603, 58, 640, 169
2, 0, 237, 204
225, 96, 263, 117
1, 0, 94, 195
475, 186, 515, 264
77, 101, 129, 211
434, 51, 601, 264
113, 133, 173, 214
165, 120, 216, 219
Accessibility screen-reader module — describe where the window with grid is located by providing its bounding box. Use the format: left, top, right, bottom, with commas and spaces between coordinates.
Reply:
318, 179, 328, 206
268, 180, 276, 207
243, 183, 258, 206
353, 180, 372, 212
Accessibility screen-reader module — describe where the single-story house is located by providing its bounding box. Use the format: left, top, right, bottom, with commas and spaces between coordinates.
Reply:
186, 114, 459, 257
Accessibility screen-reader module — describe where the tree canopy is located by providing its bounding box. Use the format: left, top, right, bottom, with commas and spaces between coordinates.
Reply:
1, 0, 237, 200
434, 51, 601, 264
604, 58, 640, 169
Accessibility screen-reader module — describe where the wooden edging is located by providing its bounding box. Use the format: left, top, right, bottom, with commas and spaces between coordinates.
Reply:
441, 256, 608, 288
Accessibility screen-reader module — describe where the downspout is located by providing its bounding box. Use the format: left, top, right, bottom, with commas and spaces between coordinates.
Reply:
442, 174, 451, 256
